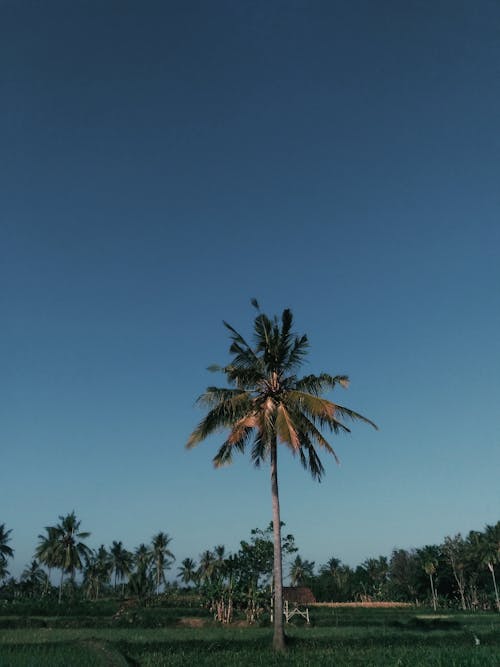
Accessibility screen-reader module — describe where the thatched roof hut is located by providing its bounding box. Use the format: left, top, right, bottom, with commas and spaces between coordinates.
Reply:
283, 586, 316, 604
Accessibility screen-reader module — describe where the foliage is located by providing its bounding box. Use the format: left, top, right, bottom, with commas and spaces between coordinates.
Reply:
3, 519, 500, 612
0, 524, 14, 582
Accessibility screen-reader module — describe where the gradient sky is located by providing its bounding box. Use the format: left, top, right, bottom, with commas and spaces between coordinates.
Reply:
2, 0, 499, 579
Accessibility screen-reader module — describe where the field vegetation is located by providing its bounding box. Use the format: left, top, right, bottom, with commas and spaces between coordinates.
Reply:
0, 599, 499, 666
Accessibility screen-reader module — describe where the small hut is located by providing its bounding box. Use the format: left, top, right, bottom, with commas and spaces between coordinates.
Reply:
282, 587, 315, 623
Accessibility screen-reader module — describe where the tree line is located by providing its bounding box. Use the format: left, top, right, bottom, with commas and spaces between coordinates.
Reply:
1, 517, 499, 615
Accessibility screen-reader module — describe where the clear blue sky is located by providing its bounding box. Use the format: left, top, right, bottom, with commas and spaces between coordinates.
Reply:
2, 0, 499, 578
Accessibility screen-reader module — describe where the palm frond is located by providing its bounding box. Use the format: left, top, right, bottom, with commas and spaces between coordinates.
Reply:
304, 438, 326, 480
295, 374, 349, 395
286, 334, 309, 369
196, 387, 245, 407
250, 430, 268, 468
286, 427, 326, 480
286, 390, 338, 419
187, 393, 253, 448
207, 364, 226, 373
275, 404, 300, 450
290, 410, 341, 463
223, 320, 259, 364
254, 312, 272, 353
213, 425, 253, 467
331, 404, 378, 430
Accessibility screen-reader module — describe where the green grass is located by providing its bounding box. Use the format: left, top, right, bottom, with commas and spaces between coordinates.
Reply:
0, 606, 498, 666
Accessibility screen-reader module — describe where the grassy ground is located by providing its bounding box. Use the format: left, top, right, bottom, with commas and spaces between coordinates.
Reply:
0, 604, 498, 665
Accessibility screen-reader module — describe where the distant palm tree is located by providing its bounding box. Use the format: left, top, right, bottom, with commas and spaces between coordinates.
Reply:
417, 546, 440, 611
473, 524, 500, 612
109, 541, 133, 594
21, 559, 49, 597
198, 550, 216, 584
214, 545, 226, 565
134, 543, 152, 572
36, 526, 62, 595
289, 555, 315, 586
50, 512, 91, 603
178, 557, 197, 587
187, 302, 377, 650
0, 524, 14, 581
358, 556, 389, 599
84, 545, 112, 600
128, 544, 154, 598
151, 532, 175, 594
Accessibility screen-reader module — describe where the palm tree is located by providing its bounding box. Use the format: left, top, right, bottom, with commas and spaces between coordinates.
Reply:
0, 524, 14, 582
151, 532, 175, 594
84, 545, 112, 600
358, 556, 389, 600
418, 546, 440, 611
178, 557, 197, 587
198, 549, 216, 584
21, 559, 48, 597
473, 524, 500, 612
289, 555, 315, 586
423, 560, 438, 611
35, 526, 56, 595
128, 543, 154, 598
187, 302, 377, 650
109, 541, 133, 594
134, 543, 152, 571
51, 512, 91, 603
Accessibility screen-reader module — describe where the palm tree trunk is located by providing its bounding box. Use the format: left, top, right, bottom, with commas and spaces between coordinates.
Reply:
270, 438, 286, 652
58, 569, 64, 604
454, 571, 466, 611
487, 563, 500, 612
45, 567, 52, 597
429, 573, 437, 611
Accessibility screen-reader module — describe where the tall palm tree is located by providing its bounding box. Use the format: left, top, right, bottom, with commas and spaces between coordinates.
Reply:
187, 302, 377, 650
0, 524, 14, 581
51, 512, 91, 603
151, 532, 175, 594
109, 541, 133, 594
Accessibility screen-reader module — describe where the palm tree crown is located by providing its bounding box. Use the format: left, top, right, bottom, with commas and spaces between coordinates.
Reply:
188, 303, 376, 477
187, 302, 377, 650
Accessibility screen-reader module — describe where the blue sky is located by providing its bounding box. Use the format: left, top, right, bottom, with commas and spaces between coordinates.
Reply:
2, 0, 499, 578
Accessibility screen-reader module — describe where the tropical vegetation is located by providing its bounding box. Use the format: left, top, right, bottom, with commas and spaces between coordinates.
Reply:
1, 519, 500, 615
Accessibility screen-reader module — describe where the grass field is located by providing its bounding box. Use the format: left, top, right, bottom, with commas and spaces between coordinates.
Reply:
0, 603, 498, 666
